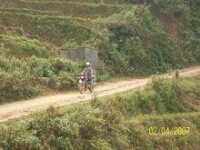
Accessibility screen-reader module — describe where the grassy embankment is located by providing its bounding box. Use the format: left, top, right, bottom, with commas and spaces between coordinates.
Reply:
0, 75, 200, 149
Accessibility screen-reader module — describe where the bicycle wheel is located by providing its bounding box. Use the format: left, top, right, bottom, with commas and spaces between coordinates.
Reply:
88, 81, 94, 92
78, 80, 85, 94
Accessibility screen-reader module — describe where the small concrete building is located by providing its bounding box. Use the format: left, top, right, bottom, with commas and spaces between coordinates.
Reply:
60, 47, 98, 70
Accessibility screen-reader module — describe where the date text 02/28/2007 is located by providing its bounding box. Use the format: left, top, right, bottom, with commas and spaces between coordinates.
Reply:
148, 127, 191, 136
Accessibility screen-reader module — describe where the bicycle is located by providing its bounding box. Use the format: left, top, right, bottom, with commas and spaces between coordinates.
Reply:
78, 75, 96, 94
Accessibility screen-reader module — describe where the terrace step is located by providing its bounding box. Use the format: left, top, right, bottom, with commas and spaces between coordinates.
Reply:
0, 11, 93, 45
0, 8, 61, 16
0, 0, 126, 19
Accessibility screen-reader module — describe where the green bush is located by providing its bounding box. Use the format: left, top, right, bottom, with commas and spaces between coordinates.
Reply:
0, 56, 82, 103
132, 78, 198, 114
0, 72, 40, 103
105, 5, 185, 75
98, 77, 200, 116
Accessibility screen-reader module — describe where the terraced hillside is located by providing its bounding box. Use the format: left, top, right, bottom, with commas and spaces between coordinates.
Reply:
0, 0, 125, 18
0, 0, 199, 102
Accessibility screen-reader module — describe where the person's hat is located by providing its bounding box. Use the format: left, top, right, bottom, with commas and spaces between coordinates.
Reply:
86, 62, 90, 66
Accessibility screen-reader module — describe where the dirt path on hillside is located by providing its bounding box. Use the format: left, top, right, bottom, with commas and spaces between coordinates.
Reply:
0, 66, 200, 122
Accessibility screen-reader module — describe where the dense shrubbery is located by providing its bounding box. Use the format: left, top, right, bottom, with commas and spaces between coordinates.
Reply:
0, 72, 40, 103
100, 6, 185, 75
100, 77, 200, 117
0, 77, 200, 149
100, 1, 199, 74
0, 56, 82, 103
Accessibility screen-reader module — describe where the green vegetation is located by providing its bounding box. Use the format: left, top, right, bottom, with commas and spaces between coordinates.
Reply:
0, 0, 124, 18
0, 76, 200, 149
0, 35, 54, 58
0, 57, 82, 103
0, 1, 199, 148
0, 0, 199, 102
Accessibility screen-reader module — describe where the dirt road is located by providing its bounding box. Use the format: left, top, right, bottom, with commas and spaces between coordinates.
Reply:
0, 66, 200, 122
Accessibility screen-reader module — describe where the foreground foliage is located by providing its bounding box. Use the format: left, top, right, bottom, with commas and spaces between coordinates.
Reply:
0, 76, 200, 149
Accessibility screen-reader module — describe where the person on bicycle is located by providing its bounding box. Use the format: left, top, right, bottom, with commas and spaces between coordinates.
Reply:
82, 62, 94, 83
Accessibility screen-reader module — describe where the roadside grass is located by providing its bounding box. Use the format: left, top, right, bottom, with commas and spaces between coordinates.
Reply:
0, 76, 199, 149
